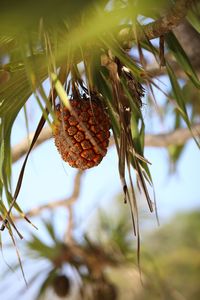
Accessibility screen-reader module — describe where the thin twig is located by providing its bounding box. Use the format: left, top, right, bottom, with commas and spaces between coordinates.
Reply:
23, 170, 83, 219
144, 124, 200, 147
5, 124, 200, 221
65, 206, 73, 244
0, 170, 83, 222
12, 126, 52, 163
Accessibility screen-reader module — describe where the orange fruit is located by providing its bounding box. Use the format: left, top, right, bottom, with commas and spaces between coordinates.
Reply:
53, 99, 110, 170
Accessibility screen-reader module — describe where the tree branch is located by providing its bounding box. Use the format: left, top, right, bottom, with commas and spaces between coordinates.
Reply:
0, 170, 83, 224
144, 124, 200, 147
7, 124, 200, 220
12, 123, 200, 164
119, 0, 193, 44
23, 170, 83, 219
12, 126, 52, 163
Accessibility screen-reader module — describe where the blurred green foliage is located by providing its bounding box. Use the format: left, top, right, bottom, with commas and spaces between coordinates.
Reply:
137, 211, 200, 300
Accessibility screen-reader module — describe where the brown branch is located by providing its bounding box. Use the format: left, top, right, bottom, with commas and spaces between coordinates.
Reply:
7, 125, 199, 221
0, 169, 83, 235
65, 206, 73, 243
23, 170, 83, 219
52, 240, 117, 275
12, 123, 200, 164
143, 0, 193, 40
119, 0, 193, 44
145, 124, 200, 147
109, 124, 200, 148
12, 126, 52, 163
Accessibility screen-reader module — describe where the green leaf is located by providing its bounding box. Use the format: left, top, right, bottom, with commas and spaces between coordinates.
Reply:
168, 144, 185, 168
27, 234, 56, 260
165, 32, 200, 88
102, 37, 142, 78
51, 72, 71, 109
187, 10, 200, 33
167, 63, 190, 121
35, 269, 57, 300
0, 69, 32, 117
120, 76, 152, 183
166, 63, 199, 146
43, 219, 58, 243
91, 64, 119, 134
23, 104, 30, 141
0, 105, 28, 215
0, 52, 51, 223
0, 35, 16, 55
0, 116, 14, 198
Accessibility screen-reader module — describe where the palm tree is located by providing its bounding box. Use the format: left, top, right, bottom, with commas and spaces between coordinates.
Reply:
0, 0, 200, 294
